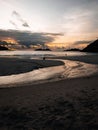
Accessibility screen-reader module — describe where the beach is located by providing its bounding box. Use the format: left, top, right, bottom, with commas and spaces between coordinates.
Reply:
0, 57, 64, 76
0, 54, 98, 130
1, 0, 98, 129
0, 76, 98, 130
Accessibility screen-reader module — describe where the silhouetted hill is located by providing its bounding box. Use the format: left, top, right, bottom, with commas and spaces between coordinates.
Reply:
0, 45, 9, 50
65, 48, 81, 52
82, 39, 98, 52
35, 48, 51, 51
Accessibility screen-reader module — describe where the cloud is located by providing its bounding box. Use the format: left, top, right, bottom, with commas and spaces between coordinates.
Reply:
61, 0, 98, 34
12, 11, 30, 28
43, 33, 64, 36
0, 29, 62, 47
12, 11, 20, 17
72, 39, 95, 49
74, 40, 92, 45
22, 22, 29, 27
9, 20, 18, 29
62, 11, 95, 34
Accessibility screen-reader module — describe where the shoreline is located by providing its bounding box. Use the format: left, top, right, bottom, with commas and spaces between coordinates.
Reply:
0, 57, 98, 87
0, 56, 98, 129
0, 57, 64, 76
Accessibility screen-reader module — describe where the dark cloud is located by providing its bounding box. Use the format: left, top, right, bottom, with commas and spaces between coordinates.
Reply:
12, 11, 20, 18
9, 20, 18, 29
0, 29, 62, 47
43, 33, 64, 36
22, 22, 29, 27
74, 40, 92, 45
12, 11, 30, 28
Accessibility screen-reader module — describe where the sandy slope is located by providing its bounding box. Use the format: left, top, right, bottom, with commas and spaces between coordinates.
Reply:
0, 76, 98, 130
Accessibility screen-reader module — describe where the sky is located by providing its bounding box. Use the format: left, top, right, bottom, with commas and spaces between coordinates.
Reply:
0, 0, 98, 49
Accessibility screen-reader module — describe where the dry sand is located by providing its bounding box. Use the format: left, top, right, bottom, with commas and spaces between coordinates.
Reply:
0, 76, 98, 129
0, 57, 98, 130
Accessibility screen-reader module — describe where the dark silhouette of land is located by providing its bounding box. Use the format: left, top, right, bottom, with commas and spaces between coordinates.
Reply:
65, 48, 81, 52
0, 41, 9, 50
82, 39, 98, 52
64, 39, 98, 53
35, 48, 51, 51
0, 45, 9, 50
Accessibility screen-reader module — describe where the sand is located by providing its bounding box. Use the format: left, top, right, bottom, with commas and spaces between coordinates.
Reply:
0, 57, 64, 76
0, 57, 98, 130
0, 76, 98, 130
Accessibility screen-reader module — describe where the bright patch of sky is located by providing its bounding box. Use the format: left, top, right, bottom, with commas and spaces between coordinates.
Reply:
0, 0, 98, 48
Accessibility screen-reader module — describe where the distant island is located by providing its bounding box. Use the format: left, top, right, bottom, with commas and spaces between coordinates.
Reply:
35, 48, 51, 51
0, 41, 9, 50
1, 39, 98, 53
0, 45, 9, 50
65, 48, 81, 52
82, 39, 98, 53
64, 39, 98, 53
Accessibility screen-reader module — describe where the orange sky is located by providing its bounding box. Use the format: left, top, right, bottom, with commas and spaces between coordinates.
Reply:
0, 33, 96, 50
1, 37, 18, 45
47, 32, 97, 49
0, 0, 98, 49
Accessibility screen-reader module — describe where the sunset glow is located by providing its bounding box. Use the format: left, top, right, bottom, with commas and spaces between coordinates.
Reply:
0, 0, 98, 49
1, 37, 18, 44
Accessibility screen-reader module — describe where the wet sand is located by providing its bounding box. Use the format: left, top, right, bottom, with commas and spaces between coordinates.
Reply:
0, 57, 64, 76
0, 57, 98, 129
